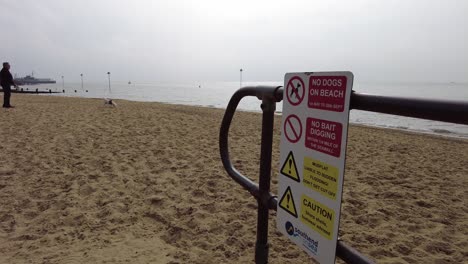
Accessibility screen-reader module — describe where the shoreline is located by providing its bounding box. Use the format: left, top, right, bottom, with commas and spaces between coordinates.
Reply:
349, 123, 468, 142
44, 93, 468, 140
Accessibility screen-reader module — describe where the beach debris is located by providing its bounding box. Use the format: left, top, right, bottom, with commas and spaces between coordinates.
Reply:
104, 98, 117, 107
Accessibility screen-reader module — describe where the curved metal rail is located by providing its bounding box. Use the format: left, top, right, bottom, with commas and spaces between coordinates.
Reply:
219, 85, 468, 263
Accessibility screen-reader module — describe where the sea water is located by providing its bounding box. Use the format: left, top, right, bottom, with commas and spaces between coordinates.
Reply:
22, 81, 468, 139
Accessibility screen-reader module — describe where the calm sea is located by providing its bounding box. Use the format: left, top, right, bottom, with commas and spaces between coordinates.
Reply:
21, 81, 468, 139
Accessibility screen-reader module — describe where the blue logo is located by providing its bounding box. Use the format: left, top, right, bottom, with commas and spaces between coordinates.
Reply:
286, 221, 295, 236
284, 221, 319, 255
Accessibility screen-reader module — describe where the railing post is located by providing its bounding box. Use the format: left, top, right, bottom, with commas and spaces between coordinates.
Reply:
255, 95, 276, 264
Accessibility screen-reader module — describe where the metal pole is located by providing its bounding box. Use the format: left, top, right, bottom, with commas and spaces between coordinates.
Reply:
80, 73, 83, 91
255, 95, 276, 264
107, 72, 111, 94
61, 76, 64, 92
240, 69, 243, 88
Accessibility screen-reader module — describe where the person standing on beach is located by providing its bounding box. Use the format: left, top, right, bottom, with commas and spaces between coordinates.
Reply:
0, 62, 18, 108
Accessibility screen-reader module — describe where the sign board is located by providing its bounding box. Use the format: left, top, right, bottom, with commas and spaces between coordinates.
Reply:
277, 72, 353, 264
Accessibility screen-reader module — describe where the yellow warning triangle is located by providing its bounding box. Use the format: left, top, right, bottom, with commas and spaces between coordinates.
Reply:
280, 151, 300, 182
279, 186, 298, 218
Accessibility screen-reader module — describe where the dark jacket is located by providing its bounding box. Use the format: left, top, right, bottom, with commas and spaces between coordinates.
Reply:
0, 68, 14, 87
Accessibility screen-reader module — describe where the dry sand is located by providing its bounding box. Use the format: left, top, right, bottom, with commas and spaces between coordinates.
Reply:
0, 94, 467, 264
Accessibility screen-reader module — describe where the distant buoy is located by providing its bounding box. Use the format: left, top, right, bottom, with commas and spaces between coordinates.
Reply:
86, 90, 88, 92
74, 90, 77, 93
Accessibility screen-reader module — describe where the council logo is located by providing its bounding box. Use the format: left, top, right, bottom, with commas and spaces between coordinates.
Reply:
285, 221, 295, 236
284, 221, 319, 255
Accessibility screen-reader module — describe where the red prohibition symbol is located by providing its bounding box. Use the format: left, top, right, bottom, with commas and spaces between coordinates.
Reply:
284, 114, 302, 143
286, 76, 305, 106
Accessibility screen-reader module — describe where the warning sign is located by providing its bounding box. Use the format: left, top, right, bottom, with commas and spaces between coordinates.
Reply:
279, 187, 298, 218
303, 157, 338, 200
308, 76, 347, 112
286, 76, 305, 106
300, 194, 335, 240
280, 151, 300, 182
284, 114, 302, 143
277, 72, 353, 263
305, 117, 343, 157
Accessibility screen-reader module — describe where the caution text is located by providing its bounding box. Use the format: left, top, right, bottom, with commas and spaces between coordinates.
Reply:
300, 195, 335, 240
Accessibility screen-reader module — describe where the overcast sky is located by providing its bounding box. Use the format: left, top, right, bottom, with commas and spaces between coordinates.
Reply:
1, 0, 467, 83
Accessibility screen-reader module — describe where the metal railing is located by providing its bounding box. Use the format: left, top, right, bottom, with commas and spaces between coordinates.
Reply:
219, 85, 468, 263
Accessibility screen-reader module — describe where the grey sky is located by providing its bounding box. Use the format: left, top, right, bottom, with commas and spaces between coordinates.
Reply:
1, 0, 467, 83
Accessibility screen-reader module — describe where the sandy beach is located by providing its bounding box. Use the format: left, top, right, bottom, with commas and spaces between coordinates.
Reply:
0, 94, 466, 264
